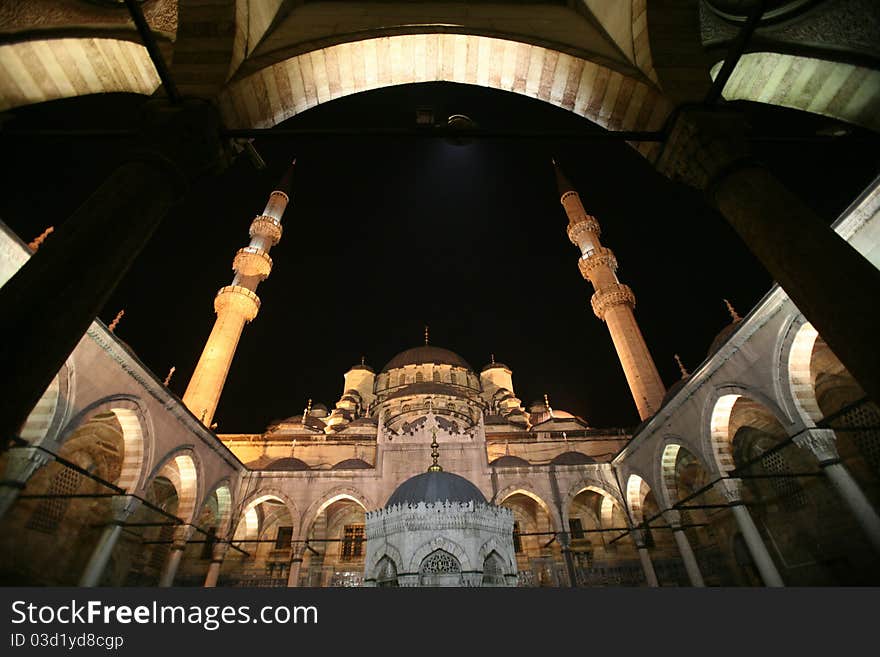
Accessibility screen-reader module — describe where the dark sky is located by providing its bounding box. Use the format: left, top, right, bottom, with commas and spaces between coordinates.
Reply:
2, 83, 878, 432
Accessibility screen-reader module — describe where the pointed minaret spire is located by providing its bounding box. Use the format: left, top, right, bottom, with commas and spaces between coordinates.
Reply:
28, 226, 54, 252
183, 160, 296, 426
674, 354, 689, 379
724, 298, 742, 322
555, 160, 665, 420
552, 158, 576, 196
108, 309, 124, 332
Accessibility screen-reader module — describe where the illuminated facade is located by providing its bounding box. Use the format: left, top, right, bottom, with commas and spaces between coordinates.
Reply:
1, 0, 879, 588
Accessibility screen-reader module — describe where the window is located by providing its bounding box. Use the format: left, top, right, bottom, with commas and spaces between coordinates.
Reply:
274, 526, 293, 549
450, 372, 458, 385
416, 371, 424, 383
433, 370, 441, 383
513, 521, 523, 553
342, 524, 365, 560
569, 518, 585, 541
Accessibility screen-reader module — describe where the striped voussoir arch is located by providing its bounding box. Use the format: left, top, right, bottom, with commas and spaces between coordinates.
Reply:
0, 37, 160, 111
218, 33, 672, 159
712, 52, 880, 132
660, 443, 682, 507
788, 323, 824, 424
708, 394, 741, 477
625, 474, 651, 525
19, 375, 61, 443
110, 408, 145, 493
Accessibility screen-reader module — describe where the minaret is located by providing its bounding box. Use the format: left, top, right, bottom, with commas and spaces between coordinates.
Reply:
183, 161, 296, 425
554, 160, 665, 420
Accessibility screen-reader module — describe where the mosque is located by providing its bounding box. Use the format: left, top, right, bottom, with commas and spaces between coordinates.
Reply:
0, 1, 879, 588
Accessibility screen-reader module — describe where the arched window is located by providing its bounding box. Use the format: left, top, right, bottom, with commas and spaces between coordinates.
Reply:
482, 551, 506, 587
419, 549, 462, 586
375, 556, 398, 587
433, 370, 441, 383
416, 371, 424, 383
450, 372, 458, 385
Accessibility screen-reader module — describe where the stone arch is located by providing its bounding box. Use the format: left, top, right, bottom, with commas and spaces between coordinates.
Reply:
366, 542, 404, 578
235, 490, 299, 541
19, 360, 74, 446
710, 53, 880, 133
705, 386, 793, 479
57, 395, 150, 493
495, 483, 560, 532
477, 535, 515, 572
198, 480, 234, 537
300, 486, 372, 537
146, 449, 201, 524
218, 33, 671, 159
787, 322, 824, 424
408, 536, 472, 573
561, 480, 625, 532
625, 474, 652, 526
0, 38, 161, 111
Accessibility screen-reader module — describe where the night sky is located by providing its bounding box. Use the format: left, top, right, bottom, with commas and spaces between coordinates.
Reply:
2, 83, 878, 432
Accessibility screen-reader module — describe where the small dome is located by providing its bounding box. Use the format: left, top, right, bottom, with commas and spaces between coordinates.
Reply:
551, 451, 595, 465
489, 455, 530, 467
386, 470, 486, 507
382, 346, 473, 373
481, 361, 510, 372
332, 458, 372, 470
662, 377, 690, 406
349, 362, 375, 373
708, 320, 741, 357
264, 457, 310, 471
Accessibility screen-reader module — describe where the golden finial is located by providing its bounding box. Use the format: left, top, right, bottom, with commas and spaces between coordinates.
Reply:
723, 298, 741, 322
491, 353, 495, 365
108, 309, 124, 332
424, 325, 429, 345
163, 366, 176, 386
674, 354, 689, 379
428, 427, 442, 472
303, 398, 312, 420
544, 393, 555, 418
360, 355, 365, 366
210, 422, 218, 430
28, 226, 54, 251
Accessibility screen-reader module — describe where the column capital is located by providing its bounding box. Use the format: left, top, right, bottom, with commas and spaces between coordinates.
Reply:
211, 541, 230, 563
793, 428, 839, 465
2, 447, 54, 484
109, 494, 142, 522
661, 509, 683, 529
655, 108, 753, 196
718, 478, 744, 504
630, 528, 649, 549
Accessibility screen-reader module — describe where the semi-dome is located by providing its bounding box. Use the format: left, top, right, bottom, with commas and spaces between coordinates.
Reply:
386, 470, 486, 506
381, 346, 473, 373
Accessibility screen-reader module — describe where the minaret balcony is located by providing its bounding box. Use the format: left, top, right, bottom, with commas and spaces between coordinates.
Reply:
214, 285, 261, 321
249, 215, 283, 245
233, 247, 273, 279
566, 216, 601, 247
591, 283, 635, 320
578, 246, 617, 278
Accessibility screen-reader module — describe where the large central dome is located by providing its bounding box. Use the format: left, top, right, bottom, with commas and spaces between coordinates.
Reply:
381, 346, 474, 373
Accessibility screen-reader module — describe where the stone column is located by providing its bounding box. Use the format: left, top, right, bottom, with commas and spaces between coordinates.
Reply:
287, 544, 305, 588
656, 109, 880, 406
204, 542, 229, 588
557, 531, 578, 587
0, 447, 53, 520
159, 525, 194, 587
720, 480, 784, 587
663, 511, 705, 587
631, 529, 659, 587
794, 428, 880, 553
0, 99, 226, 448
80, 495, 142, 587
